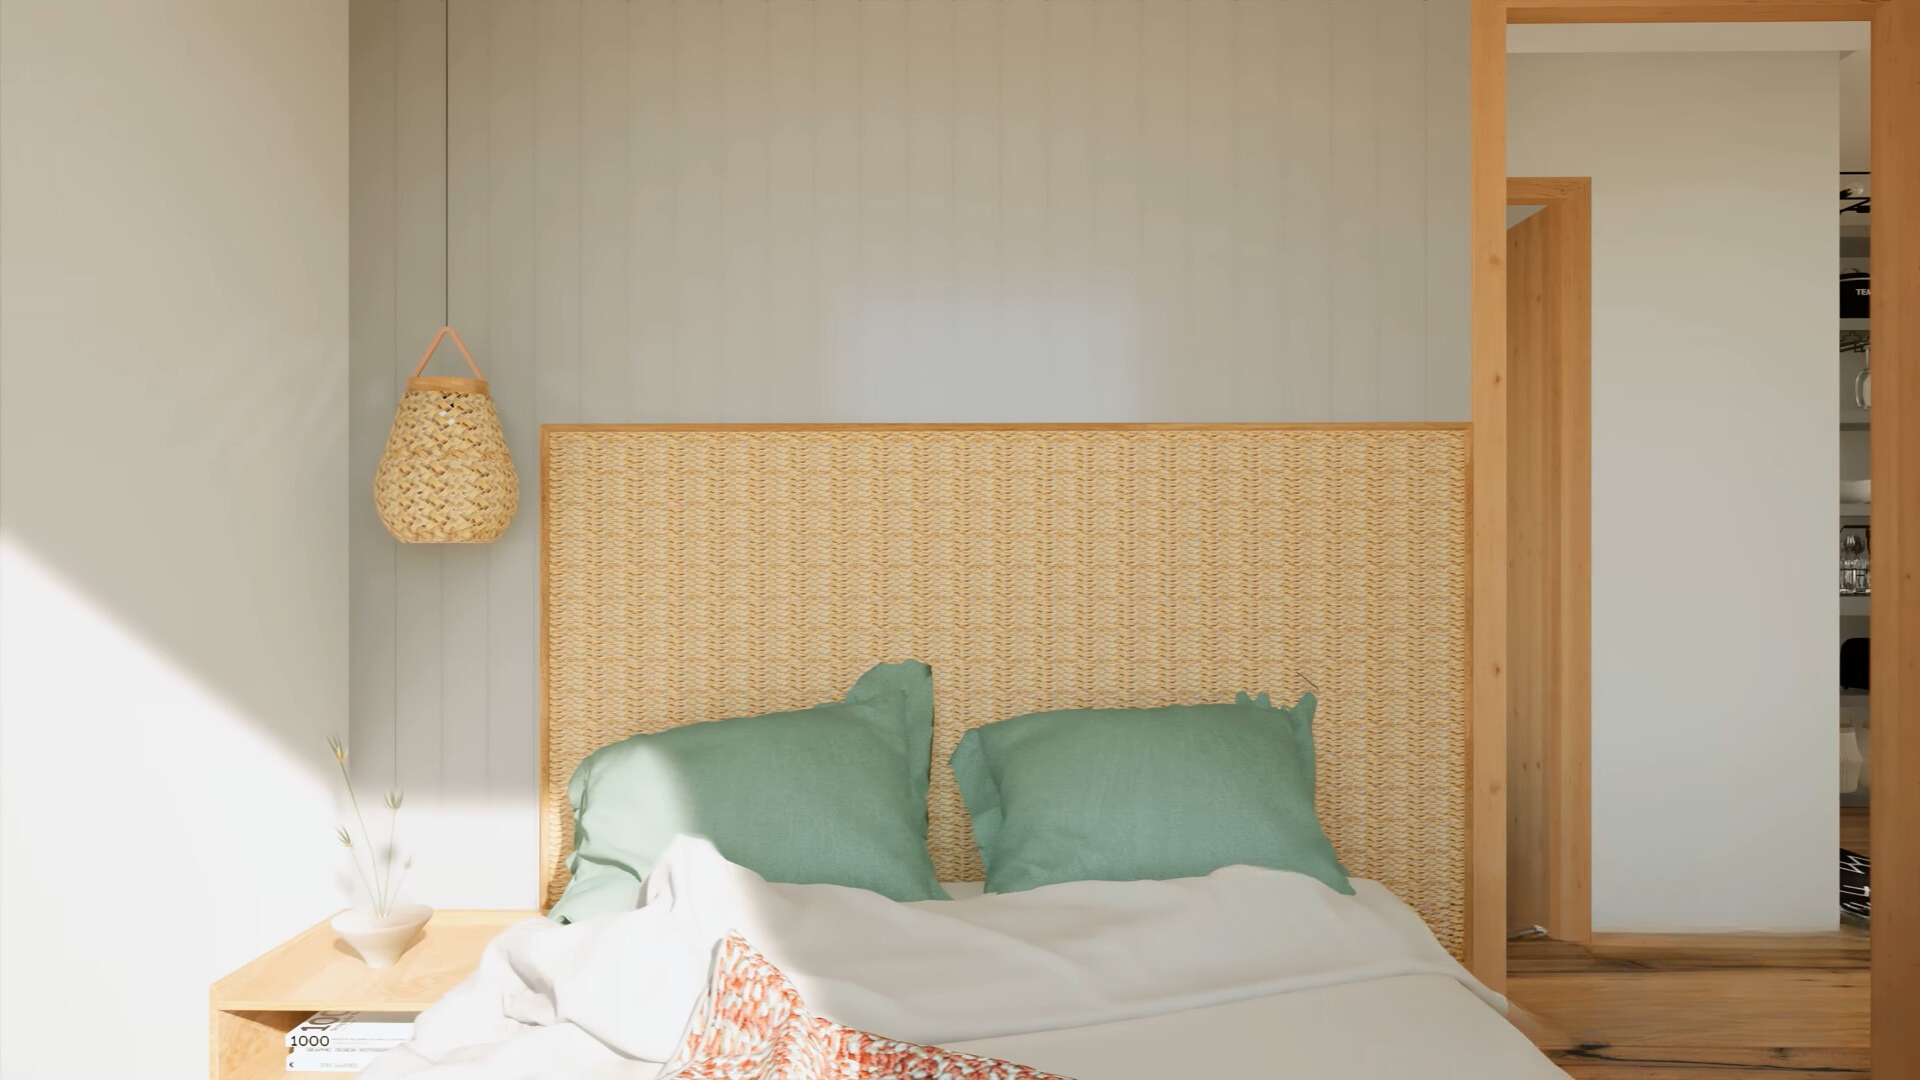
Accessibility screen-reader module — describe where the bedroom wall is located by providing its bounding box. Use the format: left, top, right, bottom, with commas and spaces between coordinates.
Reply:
349, 0, 1472, 907
1508, 51, 1838, 931
0, 3, 348, 1077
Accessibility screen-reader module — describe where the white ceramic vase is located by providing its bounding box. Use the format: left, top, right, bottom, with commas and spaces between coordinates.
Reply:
332, 903, 433, 968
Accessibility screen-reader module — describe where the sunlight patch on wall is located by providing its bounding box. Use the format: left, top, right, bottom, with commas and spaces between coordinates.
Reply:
0, 536, 343, 1079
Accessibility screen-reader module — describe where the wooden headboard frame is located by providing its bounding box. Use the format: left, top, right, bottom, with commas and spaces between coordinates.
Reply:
540, 423, 1482, 962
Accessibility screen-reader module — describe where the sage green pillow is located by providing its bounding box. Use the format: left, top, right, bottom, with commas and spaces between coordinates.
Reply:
951, 692, 1353, 896
549, 661, 947, 922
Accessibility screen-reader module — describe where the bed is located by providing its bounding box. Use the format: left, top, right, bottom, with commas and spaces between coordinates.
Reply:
369, 424, 1561, 1079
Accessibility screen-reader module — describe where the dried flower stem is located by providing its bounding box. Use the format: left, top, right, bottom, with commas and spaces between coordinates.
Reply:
390, 856, 414, 909
330, 738, 402, 918
336, 829, 382, 916
383, 797, 401, 915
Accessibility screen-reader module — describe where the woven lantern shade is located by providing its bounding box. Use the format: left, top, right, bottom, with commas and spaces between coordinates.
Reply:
374, 326, 518, 543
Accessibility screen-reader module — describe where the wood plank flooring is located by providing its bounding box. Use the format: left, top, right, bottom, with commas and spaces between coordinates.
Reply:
1507, 934, 1870, 1077
1843, 804, 1870, 857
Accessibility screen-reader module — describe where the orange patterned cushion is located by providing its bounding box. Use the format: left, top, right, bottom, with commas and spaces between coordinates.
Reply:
666, 933, 1068, 1080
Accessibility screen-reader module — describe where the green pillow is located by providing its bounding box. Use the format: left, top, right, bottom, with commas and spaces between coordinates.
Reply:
549, 661, 947, 922
951, 692, 1353, 896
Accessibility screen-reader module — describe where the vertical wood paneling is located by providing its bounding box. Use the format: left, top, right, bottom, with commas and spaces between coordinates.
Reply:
484, 0, 539, 894
811, 0, 860, 419
950, 0, 1002, 410
352, 0, 1476, 909
857, 0, 910, 416
1137, 0, 1189, 415
1376, 0, 1429, 421
1232, 0, 1286, 416
1046, 0, 1095, 405
349, 0, 399, 793
998, 0, 1048, 413
906, 0, 957, 417
581, 0, 632, 422
522, 0, 583, 897
1276, 0, 1334, 419
673, 0, 723, 417
393, 0, 446, 811
629, 0, 678, 418
719, 0, 769, 419
1089, 0, 1142, 406
443, 0, 493, 826
534, 0, 582, 424
1184, 0, 1235, 410
1329, 0, 1381, 418
1425, 0, 1472, 421
763, 0, 817, 418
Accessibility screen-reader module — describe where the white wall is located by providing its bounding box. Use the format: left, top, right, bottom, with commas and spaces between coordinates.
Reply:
1509, 51, 1838, 931
0, 3, 349, 1077
1840, 47, 1870, 173
349, 0, 1472, 909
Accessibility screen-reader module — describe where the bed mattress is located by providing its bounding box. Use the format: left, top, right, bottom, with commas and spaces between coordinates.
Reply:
951, 975, 1564, 1079
369, 839, 1566, 1080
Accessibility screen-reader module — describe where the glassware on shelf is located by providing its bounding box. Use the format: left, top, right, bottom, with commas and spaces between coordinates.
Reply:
1840, 526, 1871, 595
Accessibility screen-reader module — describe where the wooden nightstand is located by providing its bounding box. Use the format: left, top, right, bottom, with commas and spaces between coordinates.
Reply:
209, 910, 536, 1079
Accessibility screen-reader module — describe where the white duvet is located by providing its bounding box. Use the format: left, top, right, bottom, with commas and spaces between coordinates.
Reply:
366, 838, 1554, 1080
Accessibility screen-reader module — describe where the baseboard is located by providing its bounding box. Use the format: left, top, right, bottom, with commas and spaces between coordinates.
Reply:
1585, 931, 1868, 969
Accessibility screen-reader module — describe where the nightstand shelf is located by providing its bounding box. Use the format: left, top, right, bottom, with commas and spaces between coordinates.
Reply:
228, 1056, 302, 1080
210, 909, 534, 1079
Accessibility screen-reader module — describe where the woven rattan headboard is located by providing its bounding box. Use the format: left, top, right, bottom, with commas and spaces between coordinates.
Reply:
541, 424, 1471, 957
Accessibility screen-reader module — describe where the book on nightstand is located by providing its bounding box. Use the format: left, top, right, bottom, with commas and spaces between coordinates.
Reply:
285, 1011, 415, 1073
286, 1048, 394, 1073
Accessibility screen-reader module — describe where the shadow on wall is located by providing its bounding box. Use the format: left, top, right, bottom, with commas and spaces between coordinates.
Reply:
0, 0, 352, 782
0, 1, 350, 1076
0, 194, 352, 1080
0, 339, 349, 764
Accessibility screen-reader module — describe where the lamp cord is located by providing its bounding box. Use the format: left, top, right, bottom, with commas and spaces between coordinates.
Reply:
444, 0, 450, 330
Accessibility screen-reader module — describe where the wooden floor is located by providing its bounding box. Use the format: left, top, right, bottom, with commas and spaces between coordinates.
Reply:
1842, 804, 1870, 857
1508, 933, 1870, 1077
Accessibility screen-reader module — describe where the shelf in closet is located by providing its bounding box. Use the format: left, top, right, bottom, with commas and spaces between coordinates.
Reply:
1841, 594, 1871, 617
1840, 318, 1871, 332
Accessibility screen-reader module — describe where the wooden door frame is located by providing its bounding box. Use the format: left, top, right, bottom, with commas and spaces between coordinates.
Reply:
1505, 177, 1592, 947
1472, 0, 1917, 1071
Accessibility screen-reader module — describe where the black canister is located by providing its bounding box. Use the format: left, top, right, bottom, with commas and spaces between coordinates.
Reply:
1842, 271, 1871, 318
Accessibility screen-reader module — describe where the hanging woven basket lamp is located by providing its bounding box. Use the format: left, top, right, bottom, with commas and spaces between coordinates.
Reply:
374, 326, 518, 543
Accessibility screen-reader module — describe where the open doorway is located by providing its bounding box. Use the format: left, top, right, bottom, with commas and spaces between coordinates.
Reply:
1494, 23, 1885, 1076
1478, 3, 1916, 1073
1501, 26, 1875, 946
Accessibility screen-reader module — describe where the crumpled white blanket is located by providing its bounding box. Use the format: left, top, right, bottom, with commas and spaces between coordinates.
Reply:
365, 836, 1500, 1080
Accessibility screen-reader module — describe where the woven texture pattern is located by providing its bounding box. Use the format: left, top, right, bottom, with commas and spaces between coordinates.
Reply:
375, 383, 519, 542
542, 427, 1469, 956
